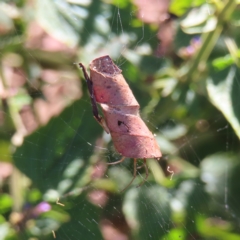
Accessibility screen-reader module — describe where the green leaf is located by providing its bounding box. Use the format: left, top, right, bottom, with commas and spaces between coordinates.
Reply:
197, 214, 240, 240
35, 0, 80, 47
207, 66, 240, 139
123, 50, 166, 74
164, 228, 186, 239
160, 123, 188, 141
200, 152, 240, 217
200, 152, 237, 199
182, 16, 217, 34
180, 4, 217, 34
212, 54, 234, 70
123, 185, 171, 239
13, 98, 103, 194
155, 134, 178, 154
27, 188, 42, 203
181, 4, 211, 27
57, 194, 103, 239
0, 194, 13, 214
108, 165, 133, 191
169, 0, 205, 16
0, 222, 16, 240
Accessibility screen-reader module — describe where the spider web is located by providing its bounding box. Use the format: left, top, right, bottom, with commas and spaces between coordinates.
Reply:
1, 0, 240, 240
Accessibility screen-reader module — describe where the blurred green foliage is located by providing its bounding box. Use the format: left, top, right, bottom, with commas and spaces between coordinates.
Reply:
0, 0, 240, 239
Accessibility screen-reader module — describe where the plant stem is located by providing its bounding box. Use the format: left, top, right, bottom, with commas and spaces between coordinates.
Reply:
184, 0, 236, 82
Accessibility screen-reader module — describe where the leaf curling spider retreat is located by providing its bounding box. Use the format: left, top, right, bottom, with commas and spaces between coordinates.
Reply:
79, 55, 161, 192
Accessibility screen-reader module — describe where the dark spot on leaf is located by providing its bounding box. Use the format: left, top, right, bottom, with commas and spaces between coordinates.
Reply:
118, 120, 123, 126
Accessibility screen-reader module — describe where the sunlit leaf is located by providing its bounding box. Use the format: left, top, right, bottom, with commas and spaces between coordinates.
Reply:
207, 66, 240, 139
212, 54, 234, 70
0, 194, 13, 214
181, 4, 213, 28
169, 0, 205, 16
35, 0, 80, 47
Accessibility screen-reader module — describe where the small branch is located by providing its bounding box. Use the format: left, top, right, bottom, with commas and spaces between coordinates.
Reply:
182, 0, 236, 82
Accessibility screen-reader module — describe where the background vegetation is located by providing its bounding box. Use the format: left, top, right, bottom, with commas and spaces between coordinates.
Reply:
0, 0, 240, 239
